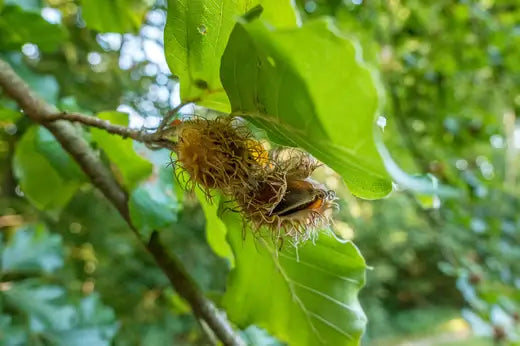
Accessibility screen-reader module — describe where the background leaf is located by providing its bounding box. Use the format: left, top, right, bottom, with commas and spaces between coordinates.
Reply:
79, 0, 153, 33
4, 53, 59, 104
0, 5, 67, 52
13, 126, 82, 216
90, 111, 152, 190
163, 0, 298, 112
129, 164, 179, 239
0, 225, 63, 274
0, 227, 119, 346
221, 18, 392, 199
222, 211, 367, 346
35, 127, 87, 181
3, 281, 118, 346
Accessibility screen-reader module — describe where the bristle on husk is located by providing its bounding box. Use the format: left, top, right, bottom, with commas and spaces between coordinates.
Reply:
175, 117, 267, 197
172, 117, 337, 245
234, 149, 337, 244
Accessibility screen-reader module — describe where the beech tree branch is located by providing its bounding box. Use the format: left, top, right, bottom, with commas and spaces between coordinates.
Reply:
0, 58, 244, 346
45, 112, 153, 143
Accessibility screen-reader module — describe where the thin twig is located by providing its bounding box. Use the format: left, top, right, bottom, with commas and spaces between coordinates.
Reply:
44, 111, 181, 151
45, 112, 149, 141
0, 58, 244, 346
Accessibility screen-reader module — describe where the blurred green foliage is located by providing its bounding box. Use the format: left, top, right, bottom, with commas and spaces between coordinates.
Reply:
1, 0, 519, 345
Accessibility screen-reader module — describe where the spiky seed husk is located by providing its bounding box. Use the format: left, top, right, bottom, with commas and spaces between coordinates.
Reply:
235, 148, 336, 244
173, 117, 336, 244
175, 117, 267, 197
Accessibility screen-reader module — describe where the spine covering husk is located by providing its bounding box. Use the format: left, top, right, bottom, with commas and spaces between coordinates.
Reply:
174, 117, 337, 244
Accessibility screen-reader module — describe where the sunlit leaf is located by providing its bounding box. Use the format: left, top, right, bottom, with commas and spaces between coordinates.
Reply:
164, 0, 298, 112
80, 0, 153, 33
222, 212, 367, 346
90, 111, 152, 190
221, 18, 392, 199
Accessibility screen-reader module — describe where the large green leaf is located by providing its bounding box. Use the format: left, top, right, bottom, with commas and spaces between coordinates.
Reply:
80, 0, 153, 33
164, 0, 298, 112
90, 111, 152, 190
220, 18, 392, 199
195, 190, 234, 265
13, 126, 82, 216
0, 5, 67, 52
222, 212, 367, 346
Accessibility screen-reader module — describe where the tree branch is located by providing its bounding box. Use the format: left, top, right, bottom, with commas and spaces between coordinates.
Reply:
43, 98, 198, 149
0, 58, 244, 346
45, 112, 152, 142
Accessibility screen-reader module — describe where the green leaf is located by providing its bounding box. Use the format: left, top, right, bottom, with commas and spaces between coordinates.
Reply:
80, 0, 153, 33
13, 126, 82, 216
0, 225, 63, 274
220, 18, 392, 199
0, 5, 68, 52
195, 190, 234, 265
2, 281, 118, 345
129, 165, 179, 239
164, 0, 298, 112
90, 111, 152, 190
0, 314, 27, 345
0, 106, 21, 123
53, 294, 119, 346
3, 281, 76, 330
222, 212, 367, 346
35, 127, 86, 182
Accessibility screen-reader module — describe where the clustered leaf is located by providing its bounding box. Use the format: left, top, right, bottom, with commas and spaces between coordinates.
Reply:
0, 226, 118, 346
